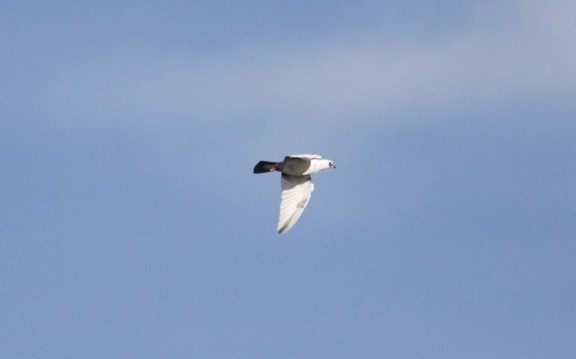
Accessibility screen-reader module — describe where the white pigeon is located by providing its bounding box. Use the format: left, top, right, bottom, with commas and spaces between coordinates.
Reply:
253, 154, 336, 234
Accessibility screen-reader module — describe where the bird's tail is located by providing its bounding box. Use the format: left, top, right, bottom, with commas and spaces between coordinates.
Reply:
253, 161, 280, 174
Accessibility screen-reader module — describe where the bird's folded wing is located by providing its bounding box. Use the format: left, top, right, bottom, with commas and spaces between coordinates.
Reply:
277, 174, 314, 234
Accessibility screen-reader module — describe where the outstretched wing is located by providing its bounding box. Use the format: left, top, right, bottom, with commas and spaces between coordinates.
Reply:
277, 174, 314, 234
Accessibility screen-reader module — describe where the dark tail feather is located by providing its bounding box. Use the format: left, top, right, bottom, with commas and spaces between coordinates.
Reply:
253, 161, 280, 174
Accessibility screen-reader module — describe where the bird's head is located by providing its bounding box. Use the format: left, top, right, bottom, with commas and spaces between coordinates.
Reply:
318, 159, 336, 171
306, 157, 336, 174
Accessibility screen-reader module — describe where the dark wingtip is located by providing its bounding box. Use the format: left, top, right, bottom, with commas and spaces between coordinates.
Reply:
253, 161, 279, 174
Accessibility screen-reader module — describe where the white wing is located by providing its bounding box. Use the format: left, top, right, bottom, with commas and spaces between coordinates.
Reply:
287, 154, 322, 160
277, 174, 314, 234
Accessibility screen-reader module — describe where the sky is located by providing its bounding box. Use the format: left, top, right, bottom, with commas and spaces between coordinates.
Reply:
1, 1, 576, 358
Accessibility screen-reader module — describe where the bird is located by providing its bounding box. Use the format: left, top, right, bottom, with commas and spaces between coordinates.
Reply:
253, 154, 336, 234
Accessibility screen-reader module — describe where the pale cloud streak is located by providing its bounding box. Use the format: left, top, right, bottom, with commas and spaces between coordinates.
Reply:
47, 1, 575, 129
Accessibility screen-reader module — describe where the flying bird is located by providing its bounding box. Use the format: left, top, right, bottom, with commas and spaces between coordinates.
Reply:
253, 154, 336, 234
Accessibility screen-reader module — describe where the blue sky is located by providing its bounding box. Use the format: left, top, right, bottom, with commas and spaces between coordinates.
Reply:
2, 1, 576, 358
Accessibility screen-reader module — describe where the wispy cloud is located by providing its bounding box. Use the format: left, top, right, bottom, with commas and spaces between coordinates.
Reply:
46, 1, 575, 130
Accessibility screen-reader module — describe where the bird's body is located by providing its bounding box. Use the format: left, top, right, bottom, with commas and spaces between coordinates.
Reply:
253, 154, 335, 234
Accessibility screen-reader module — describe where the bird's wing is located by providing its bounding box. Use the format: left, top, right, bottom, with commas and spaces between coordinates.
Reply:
277, 174, 314, 234
287, 154, 322, 160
